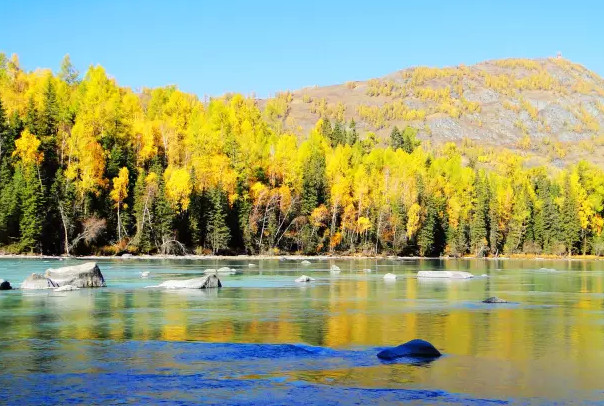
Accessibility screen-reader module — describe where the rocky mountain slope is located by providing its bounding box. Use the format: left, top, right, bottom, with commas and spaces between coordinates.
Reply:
264, 57, 604, 166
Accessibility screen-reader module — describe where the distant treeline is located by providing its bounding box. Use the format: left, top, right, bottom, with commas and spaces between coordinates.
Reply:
1, 53, 604, 257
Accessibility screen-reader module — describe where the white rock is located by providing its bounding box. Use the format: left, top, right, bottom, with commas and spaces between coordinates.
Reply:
383, 273, 397, 280
248, 263, 256, 268
140, 271, 150, 278
417, 271, 474, 279
158, 274, 222, 289
54, 285, 80, 292
362, 268, 373, 273
203, 267, 240, 275
295, 275, 315, 283
301, 260, 311, 265
330, 264, 341, 271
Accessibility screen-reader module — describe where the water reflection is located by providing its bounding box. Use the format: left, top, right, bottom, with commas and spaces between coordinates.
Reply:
1, 258, 604, 402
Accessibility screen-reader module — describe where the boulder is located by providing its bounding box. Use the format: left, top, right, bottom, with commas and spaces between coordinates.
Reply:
330, 264, 341, 271
0, 280, 12, 290
383, 273, 397, 280
417, 270, 473, 279
301, 260, 311, 266
204, 267, 239, 275
362, 268, 373, 273
248, 263, 256, 268
45, 262, 106, 288
21, 273, 58, 289
140, 271, 150, 278
377, 339, 442, 360
482, 296, 508, 304
295, 275, 315, 283
158, 274, 222, 289
54, 285, 80, 292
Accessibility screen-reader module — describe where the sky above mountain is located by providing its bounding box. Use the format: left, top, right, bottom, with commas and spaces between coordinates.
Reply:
2, 0, 603, 97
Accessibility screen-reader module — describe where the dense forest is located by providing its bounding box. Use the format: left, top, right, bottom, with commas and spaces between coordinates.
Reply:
1, 53, 604, 257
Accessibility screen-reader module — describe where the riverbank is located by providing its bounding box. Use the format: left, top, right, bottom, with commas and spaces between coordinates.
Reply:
1, 253, 603, 261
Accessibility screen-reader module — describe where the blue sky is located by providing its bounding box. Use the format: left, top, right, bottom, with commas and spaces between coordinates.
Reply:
1, 0, 603, 98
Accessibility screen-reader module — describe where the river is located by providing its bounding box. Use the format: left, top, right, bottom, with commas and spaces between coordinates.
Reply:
0, 257, 603, 405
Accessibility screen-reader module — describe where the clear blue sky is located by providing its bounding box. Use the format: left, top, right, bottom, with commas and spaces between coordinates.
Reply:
1, 0, 603, 98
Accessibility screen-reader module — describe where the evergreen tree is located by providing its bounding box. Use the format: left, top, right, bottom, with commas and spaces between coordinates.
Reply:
207, 188, 230, 254
347, 119, 358, 145
561, 174, 581, 255
390, 126, 403, 150
470, 170, 490, 256
24, 96, 39, 135
401, 126, 421, 154
331, 121, 345, 146
0, 95, 10, 163
17, 168, 43, 252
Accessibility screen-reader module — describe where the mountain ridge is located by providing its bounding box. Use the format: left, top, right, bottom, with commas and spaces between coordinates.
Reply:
262, 56, 604, 166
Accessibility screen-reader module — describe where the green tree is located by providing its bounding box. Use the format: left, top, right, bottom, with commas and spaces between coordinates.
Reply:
207, 187, 230, 254
470, 170, 490, 256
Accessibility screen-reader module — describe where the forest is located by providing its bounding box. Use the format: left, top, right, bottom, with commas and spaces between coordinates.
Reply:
1, 53, 604, 257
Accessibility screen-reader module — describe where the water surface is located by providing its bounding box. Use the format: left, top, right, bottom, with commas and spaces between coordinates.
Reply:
1, 257, 603, 405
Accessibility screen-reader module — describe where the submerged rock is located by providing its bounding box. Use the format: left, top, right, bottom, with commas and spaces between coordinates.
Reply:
295, 275, 315, 283
417, 270, 473, 279
0, 280, 12, 290
45, 262, 106, 288
54, 285, 80, 292
21, 273, 59, 289
204, 267, 239, 275
158, 274, 222, 289
377, 339, 442, 360
482, 296, 508, 303
383, 273, 397, 280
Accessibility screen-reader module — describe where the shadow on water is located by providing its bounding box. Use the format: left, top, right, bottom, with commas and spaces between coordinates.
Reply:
2, 257, 604, 404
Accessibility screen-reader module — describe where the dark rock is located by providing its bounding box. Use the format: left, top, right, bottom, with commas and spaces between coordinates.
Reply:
377, 339, 442, 360
482, 296, 508, 303
0, 280, 12, 290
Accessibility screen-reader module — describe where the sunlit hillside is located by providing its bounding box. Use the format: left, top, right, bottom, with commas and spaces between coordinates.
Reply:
263, 57, 604, 166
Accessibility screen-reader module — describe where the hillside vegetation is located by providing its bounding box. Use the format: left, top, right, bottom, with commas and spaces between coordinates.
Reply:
268, 56, 604, 167
1, 52, 604, 257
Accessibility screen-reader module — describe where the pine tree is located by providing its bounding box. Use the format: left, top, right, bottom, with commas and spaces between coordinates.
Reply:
207, 188, 230, 254
0, 95, 10, 163
17, 168, 43, 252
470, 170, 490, 256
331, 121, 345, 146
390, 126, 403, 150
401, 126, 420, 154
347, 119, 358, 145
561, 174, 581, 255
24, 96, 39, 135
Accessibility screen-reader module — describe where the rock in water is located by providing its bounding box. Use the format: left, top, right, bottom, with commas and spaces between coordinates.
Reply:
295, 275, 315, 283
417, 271, 473, 279
248, 263, 256, 268
0, 280, 12, 290
45, 262, 106, 288
21, 273, 59, 289
383, 273, 397, 280
158, 274, 222, 289
377, 339, 442, 360
330, 264, 341, 272
54, 285, 80, 292
482, 296, 508, 303
301, 260, 311, 266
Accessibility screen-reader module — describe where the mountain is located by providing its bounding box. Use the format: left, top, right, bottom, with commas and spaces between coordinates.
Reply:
264, 57, 604, 167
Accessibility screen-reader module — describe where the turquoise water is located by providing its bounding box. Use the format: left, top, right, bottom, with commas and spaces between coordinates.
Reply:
1, 257, 604, 405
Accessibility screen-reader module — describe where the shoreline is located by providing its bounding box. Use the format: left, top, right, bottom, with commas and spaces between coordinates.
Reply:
0, 253, 602, 261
